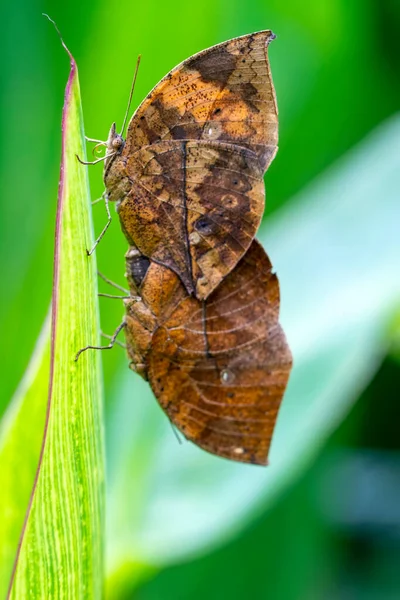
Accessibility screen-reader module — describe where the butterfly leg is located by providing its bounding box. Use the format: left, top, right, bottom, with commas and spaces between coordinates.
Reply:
74, 320, 126, 361
97, 271, 130, 295
76, 152, 115, 166
85, 136, 106, 144
87, 193, 112, 256
91, 194, 106, 206
100, 330, 126, 349
98, 292, 131, 299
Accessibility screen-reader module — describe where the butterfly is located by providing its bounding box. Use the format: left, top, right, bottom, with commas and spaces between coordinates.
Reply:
124, 240, 292, 465
103, 30, 278, 300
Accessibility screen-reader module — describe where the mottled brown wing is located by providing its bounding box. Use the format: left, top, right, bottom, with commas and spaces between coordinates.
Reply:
118, 140, 264, 298
146, 240, 292, 465
108, 31, 278, 300
125, 30, 278, 168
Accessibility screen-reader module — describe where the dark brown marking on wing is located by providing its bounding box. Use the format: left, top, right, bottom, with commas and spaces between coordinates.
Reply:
181, 140, 194, 291
188, 45, 237, 84
236, 82, 260, 113
151, 98, 203, 141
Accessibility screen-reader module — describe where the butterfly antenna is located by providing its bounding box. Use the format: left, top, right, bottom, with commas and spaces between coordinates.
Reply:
120, 54, 142, 137
169, 421, 183, 445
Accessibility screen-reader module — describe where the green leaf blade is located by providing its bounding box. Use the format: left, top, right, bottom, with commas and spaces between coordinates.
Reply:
2, 44, 105, 598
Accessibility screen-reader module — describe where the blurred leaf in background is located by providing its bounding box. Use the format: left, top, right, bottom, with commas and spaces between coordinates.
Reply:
0, 319, 50, 595
0, 0, 399, 598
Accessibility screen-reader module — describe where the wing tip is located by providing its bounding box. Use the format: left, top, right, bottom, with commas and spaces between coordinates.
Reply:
190, 437, 271, 466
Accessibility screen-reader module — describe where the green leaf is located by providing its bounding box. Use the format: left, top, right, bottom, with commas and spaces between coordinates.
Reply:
0, 37, 105, 598
105, 115, 400, 585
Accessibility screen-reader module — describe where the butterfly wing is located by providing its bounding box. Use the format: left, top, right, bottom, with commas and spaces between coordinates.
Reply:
147, 240, 292, 465
110, 31, 278, 300
119, 139, 265, 298
126, 30, 278, 167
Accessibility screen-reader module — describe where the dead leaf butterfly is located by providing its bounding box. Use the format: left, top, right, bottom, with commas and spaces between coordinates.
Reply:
103, 30, 278, 300
123, 240, 292, 465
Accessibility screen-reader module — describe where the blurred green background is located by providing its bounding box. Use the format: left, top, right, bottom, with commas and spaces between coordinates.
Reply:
1, 0, 400, 598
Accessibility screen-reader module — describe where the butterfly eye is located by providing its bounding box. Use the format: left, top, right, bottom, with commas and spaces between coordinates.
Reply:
112, 135, 124, 150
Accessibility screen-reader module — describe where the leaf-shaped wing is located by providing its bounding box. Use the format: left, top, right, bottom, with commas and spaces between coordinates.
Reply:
125, 30, 278, 168
118, 141, 264, 298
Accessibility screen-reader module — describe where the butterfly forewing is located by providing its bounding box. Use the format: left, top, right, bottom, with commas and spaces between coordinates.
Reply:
125, 30, 278, 164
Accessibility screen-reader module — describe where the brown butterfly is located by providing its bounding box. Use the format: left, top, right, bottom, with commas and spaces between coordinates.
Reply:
103, 31, 278, 300
123, 240, 292, 465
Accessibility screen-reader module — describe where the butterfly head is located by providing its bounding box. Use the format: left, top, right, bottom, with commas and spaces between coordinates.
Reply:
105, 122, 125, 164
103, 122, 129, 200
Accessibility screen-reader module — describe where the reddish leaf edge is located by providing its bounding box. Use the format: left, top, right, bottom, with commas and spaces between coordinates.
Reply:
6, 21, 77, 599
